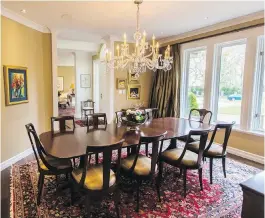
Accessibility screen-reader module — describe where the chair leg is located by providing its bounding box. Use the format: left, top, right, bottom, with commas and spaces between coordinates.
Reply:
113, 190, 121, 218
156, 176, 161, 202
158, 161, 164, 181
183, 168, 187, 198
95, 153, 99, 164
145, 143, 148, 156
198, 168, 203, 191
222, 157, 226, 178
85, 196, 91, 218
37, 173, 44, 205
136, 180, 141, 212
127, 147, 131, 156
210, 158, 213, 184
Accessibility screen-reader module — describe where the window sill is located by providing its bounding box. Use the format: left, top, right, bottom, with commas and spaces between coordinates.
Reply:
232, 128, 264, 137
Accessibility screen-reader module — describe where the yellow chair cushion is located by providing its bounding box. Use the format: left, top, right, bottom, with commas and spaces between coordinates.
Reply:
121, 154, 157, 176
39, 157, 72, 171
161, 148, 198, 166
71, 165, 116, 190
188, 142, 223, 156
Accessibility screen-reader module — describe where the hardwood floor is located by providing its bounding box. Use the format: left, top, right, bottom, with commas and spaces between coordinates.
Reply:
1, 153, 263, 218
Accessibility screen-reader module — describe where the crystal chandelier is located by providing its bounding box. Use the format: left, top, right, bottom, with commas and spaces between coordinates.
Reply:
105, 0, 173, 78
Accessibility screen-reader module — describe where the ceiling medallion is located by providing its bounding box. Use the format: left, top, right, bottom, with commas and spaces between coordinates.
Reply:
105, 0, 173, 77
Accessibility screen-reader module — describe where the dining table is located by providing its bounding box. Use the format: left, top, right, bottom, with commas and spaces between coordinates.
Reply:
39, 117, 213, 160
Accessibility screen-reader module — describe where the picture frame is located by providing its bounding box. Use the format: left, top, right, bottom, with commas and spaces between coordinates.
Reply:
128, 70, 140, 83
3, 65, 29, 106
80, 74, 91, 88
116, 78, 127, 89
57, 76, 64, 91
127, 84, 141, 100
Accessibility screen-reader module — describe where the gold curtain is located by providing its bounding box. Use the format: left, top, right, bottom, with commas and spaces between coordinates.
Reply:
149, 44, 181, 118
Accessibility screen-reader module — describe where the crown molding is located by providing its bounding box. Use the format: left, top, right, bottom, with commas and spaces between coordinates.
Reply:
1, 6, 50, 33
159, 11, 264, 46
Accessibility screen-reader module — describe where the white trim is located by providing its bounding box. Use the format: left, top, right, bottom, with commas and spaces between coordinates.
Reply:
227, 146, 264, 165
180, 46, 207, 118
251, 35, 264, 131
211, 38, 247, 123
1, 6, 50, 33
0, 148, 33, 171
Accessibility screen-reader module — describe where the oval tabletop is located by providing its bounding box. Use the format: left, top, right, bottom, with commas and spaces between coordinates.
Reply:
40, 117, 212, 159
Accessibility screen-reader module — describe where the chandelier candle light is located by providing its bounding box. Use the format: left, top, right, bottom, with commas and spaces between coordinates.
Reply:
105, 0, 173, 78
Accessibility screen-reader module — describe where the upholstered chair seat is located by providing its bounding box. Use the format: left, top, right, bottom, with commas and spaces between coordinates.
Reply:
72, 165, 116, 191
188, 141, 224, 156
160, 148, 198, 166
39, 157, 72, 171
121, 154, 157, 176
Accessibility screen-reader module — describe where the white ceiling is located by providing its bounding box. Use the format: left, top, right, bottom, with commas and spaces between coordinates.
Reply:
2, 1, 264, 42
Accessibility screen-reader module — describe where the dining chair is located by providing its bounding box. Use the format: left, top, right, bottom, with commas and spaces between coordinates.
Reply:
81, 99, 94, 119
158, 130, 209, 197
187, 122, 235, 184
51, 116, 75, 134
51, 116, 77, 166
70, 139, 124, 218
120, 132, 166, 212
25, 123, 73, 205
115, 111, 126, 123
178, 108, 212, 143
145, 108, 158, 120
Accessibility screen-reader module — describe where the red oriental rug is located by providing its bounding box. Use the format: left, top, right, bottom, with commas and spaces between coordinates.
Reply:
10, 151, 260, 218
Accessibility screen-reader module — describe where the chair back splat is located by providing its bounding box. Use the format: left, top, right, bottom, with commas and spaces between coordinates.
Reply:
115, 111, 126, 123
189, 108, 213, 124
25, 123, 56, 171
51, 116, 75, 134
205, 121, 235, 156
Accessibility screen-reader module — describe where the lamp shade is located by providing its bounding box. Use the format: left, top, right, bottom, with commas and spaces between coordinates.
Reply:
70, 83, 75, 89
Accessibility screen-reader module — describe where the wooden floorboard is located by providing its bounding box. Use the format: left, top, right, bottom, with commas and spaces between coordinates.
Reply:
1, 153, 263, 217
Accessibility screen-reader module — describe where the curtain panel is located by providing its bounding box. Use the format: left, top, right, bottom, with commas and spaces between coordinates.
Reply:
149, 44, 181, 118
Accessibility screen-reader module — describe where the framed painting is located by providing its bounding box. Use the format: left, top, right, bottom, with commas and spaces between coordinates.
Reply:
57, 76, 64, 91
80, 74, 91, 88
128, 70, 140, 83
127, 84, 141, 100
117, 78, 127, 89
3, 65, 29, 106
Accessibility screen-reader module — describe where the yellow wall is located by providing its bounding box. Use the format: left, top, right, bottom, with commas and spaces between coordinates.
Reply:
114, 42, 153, 111
57, 66, 75, 92
1, 16, 53, 162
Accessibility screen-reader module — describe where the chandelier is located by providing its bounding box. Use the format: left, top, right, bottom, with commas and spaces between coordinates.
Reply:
105, 0, 173, 78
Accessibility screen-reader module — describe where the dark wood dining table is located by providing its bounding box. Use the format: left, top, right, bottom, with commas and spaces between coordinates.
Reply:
39, 117, 213, 159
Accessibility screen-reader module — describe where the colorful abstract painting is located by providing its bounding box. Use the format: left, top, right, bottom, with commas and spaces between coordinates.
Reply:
4, 66, 28, 106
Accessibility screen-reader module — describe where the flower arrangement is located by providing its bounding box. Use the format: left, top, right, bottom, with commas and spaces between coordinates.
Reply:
125, 109, 146, 124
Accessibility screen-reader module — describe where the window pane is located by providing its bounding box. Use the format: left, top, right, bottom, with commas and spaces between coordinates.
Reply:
185, 49, 206, 117
217, 43, 246, 124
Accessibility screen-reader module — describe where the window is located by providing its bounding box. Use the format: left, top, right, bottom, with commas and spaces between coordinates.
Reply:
181, 47, 207, 118
212, 39, 247, 124
252, 35, 264, 131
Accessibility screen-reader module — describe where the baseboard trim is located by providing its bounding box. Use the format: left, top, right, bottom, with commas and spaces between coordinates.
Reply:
227, 146, 264, 165
1, 148, 33, 171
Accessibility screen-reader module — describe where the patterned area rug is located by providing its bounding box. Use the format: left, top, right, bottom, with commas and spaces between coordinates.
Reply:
58, 106, 75, 117
10, 151, 261, 218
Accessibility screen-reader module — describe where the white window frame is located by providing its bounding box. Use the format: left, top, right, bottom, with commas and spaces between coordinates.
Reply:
180, 46, 207, 118
251, 35, 264, 132
211, 38, 247, 125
